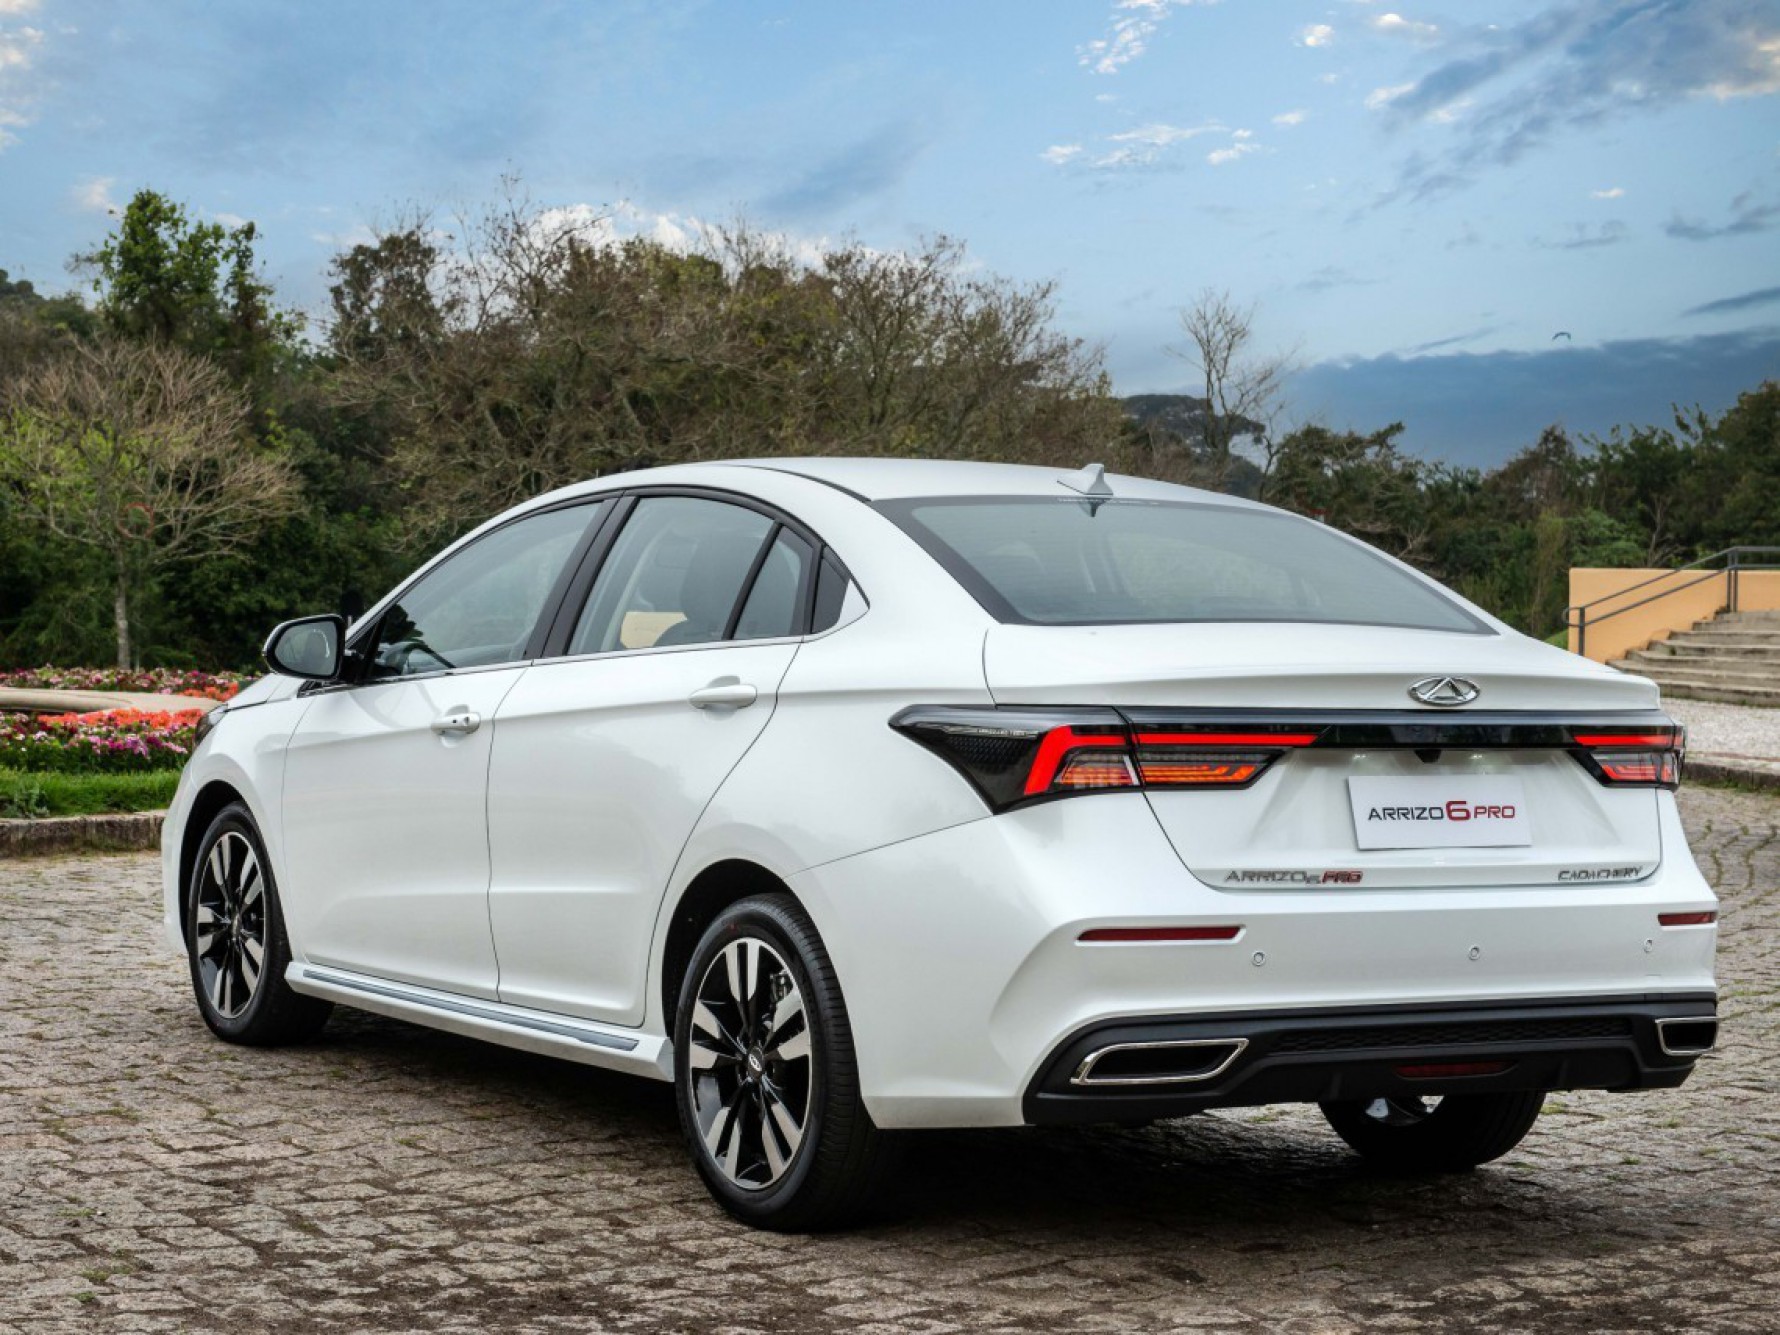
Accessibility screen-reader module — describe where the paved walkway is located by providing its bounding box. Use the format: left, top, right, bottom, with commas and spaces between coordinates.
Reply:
1666, 699, 1780, 788
2, 787, 1776, 1333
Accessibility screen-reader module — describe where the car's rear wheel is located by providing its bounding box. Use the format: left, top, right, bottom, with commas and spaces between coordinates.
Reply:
1320, 1090, 1544, 1172
673, 894, 893, 1231
186, 803, 332, 1045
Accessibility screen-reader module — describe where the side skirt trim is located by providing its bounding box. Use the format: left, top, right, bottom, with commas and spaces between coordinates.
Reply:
288, 963, 673, 1081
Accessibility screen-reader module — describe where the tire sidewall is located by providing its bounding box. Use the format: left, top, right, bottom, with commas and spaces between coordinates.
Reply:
673, 899, 832, 1221
186, 803, 283, 1041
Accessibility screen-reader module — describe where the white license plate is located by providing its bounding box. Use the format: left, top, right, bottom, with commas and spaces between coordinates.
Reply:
1348, 776, 1532, 850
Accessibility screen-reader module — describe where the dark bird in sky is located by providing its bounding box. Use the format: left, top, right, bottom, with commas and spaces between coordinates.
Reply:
1552, 331, 1573, 341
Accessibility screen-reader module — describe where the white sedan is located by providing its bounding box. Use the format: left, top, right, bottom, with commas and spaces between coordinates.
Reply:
162, 458, 1719, 1229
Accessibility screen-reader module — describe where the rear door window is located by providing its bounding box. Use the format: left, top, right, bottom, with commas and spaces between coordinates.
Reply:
568, 498, 777, 654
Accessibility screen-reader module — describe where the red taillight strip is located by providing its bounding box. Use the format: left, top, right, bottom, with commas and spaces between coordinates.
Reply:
1573, 732, 1677, 748
1024, 727, 1129, 796
1078, 925, 1243, 943
1658, 911, 1717, 927
1135, 731, 1321, 748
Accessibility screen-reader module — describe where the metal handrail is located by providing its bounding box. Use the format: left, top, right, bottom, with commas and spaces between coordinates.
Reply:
1566, 546, 1780, 657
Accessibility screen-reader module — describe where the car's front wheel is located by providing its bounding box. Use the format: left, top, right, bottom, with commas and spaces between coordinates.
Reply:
673, 894, 893, 1230
186, 803, 332, 1045
1320, 1090, 1544, 1172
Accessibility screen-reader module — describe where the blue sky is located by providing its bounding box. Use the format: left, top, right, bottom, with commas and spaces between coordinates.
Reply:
1, 0, 1777, 464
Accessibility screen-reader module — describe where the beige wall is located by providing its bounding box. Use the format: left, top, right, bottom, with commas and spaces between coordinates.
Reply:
1567, 568, 1780, 662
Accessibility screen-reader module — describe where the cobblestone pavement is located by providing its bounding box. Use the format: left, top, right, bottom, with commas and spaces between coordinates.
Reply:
2, 788, 1776, 1335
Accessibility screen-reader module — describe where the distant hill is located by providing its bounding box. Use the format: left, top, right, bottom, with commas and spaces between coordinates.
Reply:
1118, 392, 1267, 497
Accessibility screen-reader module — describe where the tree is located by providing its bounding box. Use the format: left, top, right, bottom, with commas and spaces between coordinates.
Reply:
0, 339, 299, 666
321, 200, 1123, 536
1169, 289, 1293, 490
83, 190, 294, 385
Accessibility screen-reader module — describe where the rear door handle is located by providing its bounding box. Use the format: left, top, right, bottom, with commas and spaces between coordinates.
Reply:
689, 680, 758, 710
430, 710, 482, 736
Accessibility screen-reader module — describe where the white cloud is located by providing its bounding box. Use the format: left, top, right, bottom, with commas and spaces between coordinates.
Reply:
72, 176, 118, 214
1298, 24, 1335, 48
213, 211, 248, 228
1365, 81, 1415, 110
1272, 109, 1308, 126
0, 0, 42, 13
1591, 186, 1626, 200
1707, 33, 1780, 98
1108, 121, 1222, 147
1040, 143, 1083, 165
0, 14, 44, 150
1207, 129, 1260, 165
1079, 0, 1213, 75
1372, 12, 1440, 42
1372, 0, 1780, 202
0, 22, 41, 70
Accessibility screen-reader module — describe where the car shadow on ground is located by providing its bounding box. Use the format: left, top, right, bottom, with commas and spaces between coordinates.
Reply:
293, 1004, 1694, 1272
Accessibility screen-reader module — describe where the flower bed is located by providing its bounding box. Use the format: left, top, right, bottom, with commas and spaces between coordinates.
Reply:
0, 666, 248, 701
0, 708, 205, 774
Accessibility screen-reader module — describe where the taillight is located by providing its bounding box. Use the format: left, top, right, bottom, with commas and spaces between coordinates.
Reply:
890, 707, 1320, 811
1571, 723, 1684, 790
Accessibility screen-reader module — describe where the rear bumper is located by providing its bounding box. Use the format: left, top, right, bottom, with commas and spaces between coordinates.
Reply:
789, 791, 1718, 1130
1023, 993, 1718, 1125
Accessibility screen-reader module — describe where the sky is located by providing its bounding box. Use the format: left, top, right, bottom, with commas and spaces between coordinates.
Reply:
0, 0, 1777, 466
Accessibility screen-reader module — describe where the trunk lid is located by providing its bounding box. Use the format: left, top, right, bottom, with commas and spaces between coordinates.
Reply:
984, 623, 1665, 889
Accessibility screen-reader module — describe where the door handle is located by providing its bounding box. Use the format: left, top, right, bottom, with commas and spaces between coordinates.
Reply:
430, 710, 482, 736
688, 679, 758, 710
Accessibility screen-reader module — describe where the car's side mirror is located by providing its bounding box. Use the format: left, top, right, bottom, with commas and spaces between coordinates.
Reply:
264, 614, 347, 681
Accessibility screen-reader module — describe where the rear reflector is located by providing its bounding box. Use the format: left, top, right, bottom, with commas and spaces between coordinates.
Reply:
1395, 1060, 1513, 1079
1658, 911, 1717, 927
1078, 925, 1243, 943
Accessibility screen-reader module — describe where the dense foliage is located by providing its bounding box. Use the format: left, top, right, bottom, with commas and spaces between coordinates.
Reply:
0, 187, 1775, 666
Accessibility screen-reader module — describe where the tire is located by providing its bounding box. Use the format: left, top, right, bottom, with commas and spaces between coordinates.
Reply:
1320, 1090, 1544, 1173
185, 803, 332, 1046
673, 894, 894, 1231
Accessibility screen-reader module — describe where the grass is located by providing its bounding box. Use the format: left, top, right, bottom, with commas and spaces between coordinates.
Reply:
0, 768, 178, 818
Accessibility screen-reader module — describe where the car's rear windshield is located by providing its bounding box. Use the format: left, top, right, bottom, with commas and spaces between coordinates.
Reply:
878, 496, 1487, 633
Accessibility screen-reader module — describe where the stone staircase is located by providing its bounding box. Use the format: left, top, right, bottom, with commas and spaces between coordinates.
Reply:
1611, 610, 1780, 706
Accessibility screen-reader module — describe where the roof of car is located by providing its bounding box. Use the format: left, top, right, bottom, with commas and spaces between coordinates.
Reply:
715, 457, 1256, 506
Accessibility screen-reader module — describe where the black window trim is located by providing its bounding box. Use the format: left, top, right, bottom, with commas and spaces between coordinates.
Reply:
873, 494, 1492, 636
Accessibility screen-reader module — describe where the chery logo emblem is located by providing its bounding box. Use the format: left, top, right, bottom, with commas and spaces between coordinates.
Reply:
1408, 675, 1481, 707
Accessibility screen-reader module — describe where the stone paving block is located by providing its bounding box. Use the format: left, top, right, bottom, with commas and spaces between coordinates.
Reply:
0, 789, 1776, 1332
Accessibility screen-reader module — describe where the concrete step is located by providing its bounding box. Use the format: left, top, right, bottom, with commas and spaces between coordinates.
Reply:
1659, 629, 1780, 648
1706, 610, 1780, 624
1613, 657, 1780, 686
1610, 669, 1780, 707
1634, 641, 1780, 660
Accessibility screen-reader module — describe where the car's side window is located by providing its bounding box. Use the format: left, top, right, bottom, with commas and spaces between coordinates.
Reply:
365, 503, 598, 681
568, 497, 776, 655
733, 530, 813, 641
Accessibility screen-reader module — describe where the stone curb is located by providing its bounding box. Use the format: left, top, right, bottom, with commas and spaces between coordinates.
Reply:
1687, 752, 1780, 794
0, 809, 164, 859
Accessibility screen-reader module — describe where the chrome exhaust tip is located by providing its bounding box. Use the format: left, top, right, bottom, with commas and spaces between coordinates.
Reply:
1655, 1017, 1718, 1057
1071, 1037, 1248, 1087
